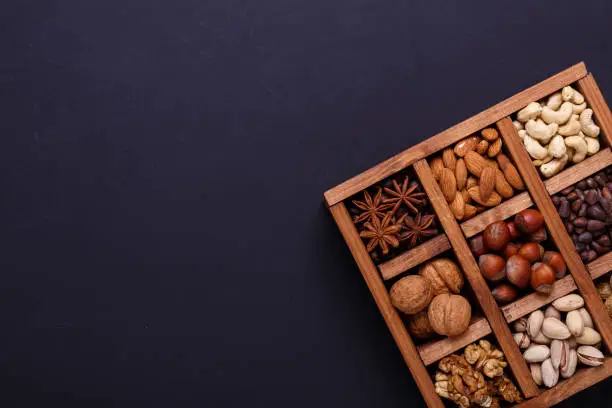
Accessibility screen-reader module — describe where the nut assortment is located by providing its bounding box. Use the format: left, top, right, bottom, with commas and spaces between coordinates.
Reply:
433, 340, 523, 407
512, 294, 606, 388
390, 258, 472, 339
470, 209, 567, 304
514, 85, 601, 178
429, 128, 525, 221
552, 168, 612, 263
348, 171, 439, 263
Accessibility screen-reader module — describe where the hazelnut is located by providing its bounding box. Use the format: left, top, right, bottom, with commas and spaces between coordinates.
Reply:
502, 242, 520, 259
469, 235, 487, 257
542, 251, 567, 279
506, 221, 521, 239
478, 254, 506, 282
390, 275, 433, 315
505, 254, 531, 289
408, 310, 435, 339
427, 293, 471, 336
492, 284, 518, 304
518, 242, 544, 263
419, 258, 464, 296
484, 221, 511, 251
515, 209, 544, 234
527, 226, 548, 242
531, 263, 556, 294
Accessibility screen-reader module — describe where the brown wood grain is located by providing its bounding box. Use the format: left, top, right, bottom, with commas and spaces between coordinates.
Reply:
498, 117, 612, 352
328, 202, 444, 408
587, 251, 612, 280
378, 234, 451, 280
461, 192, 533, 238
324, 62, 587, 207
417, 317, 491, 366
516, 359, 612, 408
413, 159, 540, 398
577, 73, 612, 148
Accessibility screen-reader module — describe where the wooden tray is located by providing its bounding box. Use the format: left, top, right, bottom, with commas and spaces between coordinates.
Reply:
324, 62, 612, 407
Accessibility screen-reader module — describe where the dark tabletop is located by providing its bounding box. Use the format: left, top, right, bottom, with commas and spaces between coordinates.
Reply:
1, 0, 611, 407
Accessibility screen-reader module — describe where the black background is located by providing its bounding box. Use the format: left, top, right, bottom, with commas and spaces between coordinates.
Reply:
1, 0, 611, 407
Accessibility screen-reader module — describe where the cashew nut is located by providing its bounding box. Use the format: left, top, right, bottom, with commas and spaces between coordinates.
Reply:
562, 86, 585, 104
558, 114, 581, 136
572, 102, 587, 114
547, 92, 563, 110
540, 154, 568, 178
525, 119, 558, 144
541, 102, 573, 124
548, 135, 567, 158
513, 120, 524, 131
566, 147, 575, 162
585, 137, 600, 156
518, 129, 527, 141
580, 109, 601, 138
565, 135, 588, 163
523, 133, 549, 160
517, 102, 542, 123
533, 152, 553, 166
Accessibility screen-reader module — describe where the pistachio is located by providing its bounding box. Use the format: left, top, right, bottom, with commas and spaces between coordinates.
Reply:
560, 349, 578, 378
577, 307, 593, 329
532, 331, 552, 345
513, 317, 528, 333
523, 344, 551, 363
567, 336, 577, 349
542, 317, 571, 339
544, 305, 561, 320
550, 340, 569, 369
530, 363, 543, 386
566, 310, 584, 337
513, 332, 530, 349
577, 345, 604, 366
541, 358, 559, 388
552, 294, 584, 311
527, 310, 545, 338
575, 327, 602, 345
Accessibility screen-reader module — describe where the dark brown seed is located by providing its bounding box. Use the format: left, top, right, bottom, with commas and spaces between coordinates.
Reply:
576, 180, 587, 190
552, 196, 561, 206
567, 191, 579, 201
587, 205, 607, 221
603, 188, 612, 201
587, 219, 606, 232
580, 250, 597, 262
598, 235, 611, 247
585, 190, 599, 205
586, 178, 598, 189
565, 221, 575, 234
578, 204, 588, 217
571, 199, 583, 213
576, 189, 585, 201
573, 217, 588, 228
575, 228, 586, 234
592, 241, 608, 255
559, 200, 571, 218
569, 212, 577, 221
561, 186, 575, 195
575, 242, 586, 251
599, 197, 612, 215
595, 174, 607, 187
578, 232, 593, 243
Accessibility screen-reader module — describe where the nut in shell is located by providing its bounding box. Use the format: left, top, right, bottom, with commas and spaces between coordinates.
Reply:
523, 344, 550, 363
560, 349, 578, 378
577, 345, 604, 367
552, 294, 584, 312
390, 275, 433, 315
408, 310, 435, 340
427, 293, 471, 336
544, 305, 561, 320
514, 317, 528, 333
566, 310, 584, 337
530, 363, 543, 386
550, 340, 569, 370
418, 258, 464, 296
577, 308, 593, 328
575, 327, 602, 345
597, 281, 612, 299
541, 358, 559, 388
542, 317, 571, 340
527, 310, 545, 339
532, 331, 552, 345
514, 332, 530, 349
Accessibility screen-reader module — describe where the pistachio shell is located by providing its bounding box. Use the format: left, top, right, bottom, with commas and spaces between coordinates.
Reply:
575, 327, 602, 345
523, 344, 550, 363
566, 310, 584, 337
552, 294, 584, 311
542, 317, 571, 340
527, 310, 545, 339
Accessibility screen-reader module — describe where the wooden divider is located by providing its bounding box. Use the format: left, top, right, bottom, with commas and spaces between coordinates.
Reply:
413, 159, 539, 398
378, 235, 451, 280
328, 202, 444, 408
587, 251, 612, 280
498, 117, 612, 352
577, 73, 612, 148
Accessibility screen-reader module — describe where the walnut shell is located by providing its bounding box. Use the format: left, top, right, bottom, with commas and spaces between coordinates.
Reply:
419, 258, 464, 295
408, 310, 435, 340
390, 275, 433, 315
428, 293, 471, 336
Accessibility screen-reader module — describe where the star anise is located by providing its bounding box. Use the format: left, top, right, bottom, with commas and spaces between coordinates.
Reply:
383, 176, 427, 215
352, 188, 394, 224
360, 213, 403, 255
400, 213, 437, 247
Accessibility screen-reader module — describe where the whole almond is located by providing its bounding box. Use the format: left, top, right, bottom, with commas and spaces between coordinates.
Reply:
575, 327, 602, 345
523, 344, 550, 363
542, 317, 571, 340
439, 168, 457, 202
494, 170, 514, 198
560, 348, 578, 378
468, 186, 501, 207
550, 340, 569, 369
497, 153, 511, 170
514, 317, 528, 333
463, 204, 477, 219
479, 167, 496, 202
481, 127, 499, 142
466, 176, 478, 189
487, 137, 503, 157
465, 151, 493, 177
454, 136, 479, 157
514, 332, 530, 349
476, 139, 489, 155
530, 363, 543, 385
577, 308, 593, 329
442, 148, 456, 171
460, 188, 470, 204
501, 162, 525, 190
450, 192, 465, 221
566, 310, 584, 337
455, 158, 467, 190
577, 345, 604, 366
544, 305, 561, 320
541, 358, 559, 388
431, 157, 445, 181
527, 310, 545, 338
553, 294, 584, 312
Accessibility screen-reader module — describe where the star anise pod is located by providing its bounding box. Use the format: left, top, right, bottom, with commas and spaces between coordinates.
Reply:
383, 176, 427, 215
352, 188, 394, 224
360, 213, 403, 255
400, 213, 437, 247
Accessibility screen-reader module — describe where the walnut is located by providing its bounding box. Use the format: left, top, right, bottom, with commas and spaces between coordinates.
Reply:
494, 376, 523, 404
464, 340, 507, 378
408, 310, 435, 339
435, 355, 491, 407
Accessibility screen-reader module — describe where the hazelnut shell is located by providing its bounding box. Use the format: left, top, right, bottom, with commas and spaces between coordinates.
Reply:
518, 242, 544, 263
492, 284, 519, 304
515, 209, 544, 234
484, 221, 511, 251
542, 251, 567, 279
478, 254, 506, 282
531, 263, 556, 294
506, 254, 531, 289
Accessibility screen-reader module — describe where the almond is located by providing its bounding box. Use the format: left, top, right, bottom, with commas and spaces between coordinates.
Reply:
465, 151, 493, 177
442, 148, 456, 171
466, 176, 478, 189
487, 138, 503, 157
455, 158, 467, 190
460, 188, 470, 204
481, 127, 499, 142
450, 192, 465, 220
430, 157, 445, 181
479, 167, 496, 202
439, 168, 457, 202
476, 139, 489, 155
464, 204, 477, 219
454, 136, 479, 157
502, 162, 525, 190
497, 153, 512, 171
495, 170, 514, 198
468, 186, 501, 207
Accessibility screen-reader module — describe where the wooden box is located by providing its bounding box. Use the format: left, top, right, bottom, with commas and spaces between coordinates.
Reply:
324, 62, 612, 407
